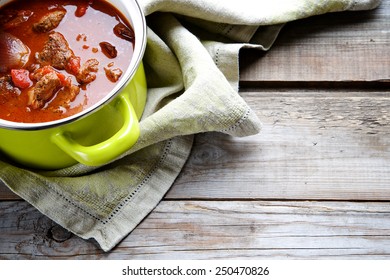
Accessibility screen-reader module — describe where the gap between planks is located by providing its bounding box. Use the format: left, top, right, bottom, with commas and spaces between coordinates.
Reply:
1, 200, 390, 259
239, 80, 390, 90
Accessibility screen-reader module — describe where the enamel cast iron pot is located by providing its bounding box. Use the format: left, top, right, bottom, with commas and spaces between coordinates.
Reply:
0, 0, 147, 170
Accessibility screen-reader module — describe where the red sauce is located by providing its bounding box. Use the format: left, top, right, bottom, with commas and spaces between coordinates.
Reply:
0, 0, 134, 123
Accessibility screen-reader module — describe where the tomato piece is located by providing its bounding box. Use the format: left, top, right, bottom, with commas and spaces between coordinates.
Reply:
11, 69, 32, 89
75, 5, 87, 17
40, 66, 53, 75
75, 1, 93, 17
67, 56, 81, 75
56, 72, 68, 86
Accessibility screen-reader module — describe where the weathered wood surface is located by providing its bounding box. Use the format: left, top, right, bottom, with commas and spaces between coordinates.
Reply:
240, 0, 390, 84
2, 5, 390, 201
0, 3, 389, 259
1, 200, 390, 259
168, 89, 390, 200
3, 90, 389, 201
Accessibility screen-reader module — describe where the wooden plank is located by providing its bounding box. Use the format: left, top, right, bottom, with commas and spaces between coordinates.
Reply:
167, 90, 390, 200
0, 4, 388, 201
240, 1, 390, 83
1, 89, 390, 201
1, 200, 390, 259
0, 184, 17, 200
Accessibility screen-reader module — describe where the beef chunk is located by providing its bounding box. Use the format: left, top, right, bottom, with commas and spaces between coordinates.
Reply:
28, 67, 81, 110
53, 82, 80, 110
35, 32, 75, 70
0, 75, 20, 95
61, 83, 80, 104
27, 72, 61, 109
0, 75, 21, 104
76, 59, 99, 84
0, 75, 11, 87
35, 32, 97, 84
0, 9, 32, 30
104, 67, 122, 83
33, 10, 66, 33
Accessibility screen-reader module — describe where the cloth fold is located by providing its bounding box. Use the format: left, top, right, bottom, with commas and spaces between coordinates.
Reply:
0, 0, 381, 251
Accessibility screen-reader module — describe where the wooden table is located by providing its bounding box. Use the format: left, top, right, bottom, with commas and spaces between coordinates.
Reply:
1, 3, 389, 259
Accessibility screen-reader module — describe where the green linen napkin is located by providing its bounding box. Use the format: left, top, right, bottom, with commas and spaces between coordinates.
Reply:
0, 0, 381, 251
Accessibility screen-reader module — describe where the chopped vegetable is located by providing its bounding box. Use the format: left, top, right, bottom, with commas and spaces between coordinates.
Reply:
67, 56, 81, 75
10, 69, 32, 89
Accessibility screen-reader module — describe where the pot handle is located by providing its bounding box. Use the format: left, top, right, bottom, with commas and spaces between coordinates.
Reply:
51, 93, 140, 166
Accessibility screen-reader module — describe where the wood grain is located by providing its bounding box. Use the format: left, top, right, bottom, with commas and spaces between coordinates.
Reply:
1, 1, 388, 201
240, 1, 389, 84
0, 184, 16, 201
0, 0, 389, 260
2, 89, 389, 201
167, 89, 390, 200
1, 200, 390, 259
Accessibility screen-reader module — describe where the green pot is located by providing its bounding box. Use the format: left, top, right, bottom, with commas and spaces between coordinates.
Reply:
0, 0, 147, 170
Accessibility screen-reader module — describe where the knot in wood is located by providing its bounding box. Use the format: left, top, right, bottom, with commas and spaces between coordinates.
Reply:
47, 224, 73, 242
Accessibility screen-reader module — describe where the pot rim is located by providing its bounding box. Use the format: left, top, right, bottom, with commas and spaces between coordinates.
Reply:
0, 0, 147, 131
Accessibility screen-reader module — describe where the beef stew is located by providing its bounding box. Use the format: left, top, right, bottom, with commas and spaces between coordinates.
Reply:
0, 0, 135, 123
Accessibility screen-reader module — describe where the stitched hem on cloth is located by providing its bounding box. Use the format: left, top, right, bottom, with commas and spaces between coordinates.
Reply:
87, 135, 194, 251
1, 136, 194, 251
100, 139, 174, 225
220, 107, 252, 133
